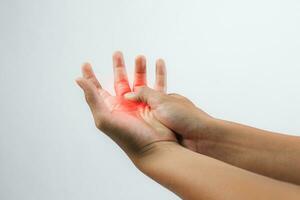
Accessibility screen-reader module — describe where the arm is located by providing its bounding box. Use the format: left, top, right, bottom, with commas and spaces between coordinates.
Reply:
125, 86, 300, 185
137, 141, 300, 200
76, 52, 300, 199
201, 119, 300, 185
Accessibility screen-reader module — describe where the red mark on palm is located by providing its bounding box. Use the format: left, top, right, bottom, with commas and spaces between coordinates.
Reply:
103, 95, 146, 113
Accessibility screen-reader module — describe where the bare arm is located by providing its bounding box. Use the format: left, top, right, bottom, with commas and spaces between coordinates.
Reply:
201, 119, 300, 185
137, 141, 300, 200
125, 86, 300, 185
76, 52, 300, 199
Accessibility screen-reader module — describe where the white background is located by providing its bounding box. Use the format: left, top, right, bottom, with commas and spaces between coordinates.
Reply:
1, 0, 300, 199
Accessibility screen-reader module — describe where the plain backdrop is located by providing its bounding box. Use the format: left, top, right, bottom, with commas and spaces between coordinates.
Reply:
1, 0, 300, 199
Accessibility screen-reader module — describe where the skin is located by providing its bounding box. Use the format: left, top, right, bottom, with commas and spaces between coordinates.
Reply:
139, 142, 300, 200
125, 86, 214, 152
76, 51, 300, 199
76, 52, 176, 162
125, 83, 300, 185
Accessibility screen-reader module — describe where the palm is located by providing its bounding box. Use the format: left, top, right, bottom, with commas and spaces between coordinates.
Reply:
101, 96, 175, 148
105, 95, 144, 113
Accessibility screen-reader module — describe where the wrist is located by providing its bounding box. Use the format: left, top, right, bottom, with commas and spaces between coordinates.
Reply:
196, 118, 253, 161
191, 116, 230, 155
192, 113, 221, 141
132, 141, 181, 172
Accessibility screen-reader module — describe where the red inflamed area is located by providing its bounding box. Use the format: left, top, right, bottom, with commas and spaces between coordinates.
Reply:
111, 96, 147, 113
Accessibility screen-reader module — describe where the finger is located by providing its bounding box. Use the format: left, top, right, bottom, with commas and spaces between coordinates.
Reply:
154, 58, 167, 93
133, 55, 147, 91
75, 77, 106, 111
81, 62, 102, 89
76, 77, 110, 129
112, 51, 131, 96
99, 89, 113, 107
124, 86, 163, 107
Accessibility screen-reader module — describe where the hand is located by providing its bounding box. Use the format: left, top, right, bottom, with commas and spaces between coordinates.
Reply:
124, 80, 216, 153
76, 51, 177, 162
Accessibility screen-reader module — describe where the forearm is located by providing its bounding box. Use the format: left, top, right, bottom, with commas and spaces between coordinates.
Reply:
202, 119, 300, 184
135, 141, 300, 200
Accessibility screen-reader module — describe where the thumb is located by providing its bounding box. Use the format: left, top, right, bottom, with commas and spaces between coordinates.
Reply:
124, 86, 162, 106
76, 77, 101, 110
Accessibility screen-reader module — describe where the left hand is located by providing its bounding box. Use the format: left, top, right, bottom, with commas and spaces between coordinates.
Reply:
76, 51, 177, 161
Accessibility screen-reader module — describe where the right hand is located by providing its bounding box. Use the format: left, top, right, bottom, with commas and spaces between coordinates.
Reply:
125, 85, 216, 153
